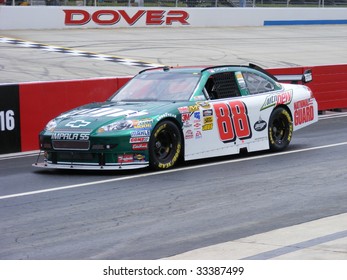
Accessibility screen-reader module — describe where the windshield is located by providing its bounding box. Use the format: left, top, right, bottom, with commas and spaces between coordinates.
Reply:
110, 71, 201, 102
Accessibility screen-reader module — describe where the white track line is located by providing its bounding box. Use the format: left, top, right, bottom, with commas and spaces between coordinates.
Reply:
319, 112, 347, 120
0, 150, 40, 160
1, 141, 347, 201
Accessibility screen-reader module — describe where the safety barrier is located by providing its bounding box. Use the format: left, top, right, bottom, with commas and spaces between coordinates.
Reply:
0, 77, 130, 154
0, 64, 346, 154
1, 7, 347, 30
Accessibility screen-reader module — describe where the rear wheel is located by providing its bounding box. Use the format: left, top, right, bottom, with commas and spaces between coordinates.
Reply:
268, 107, 293, 151
149, 120, 182, 170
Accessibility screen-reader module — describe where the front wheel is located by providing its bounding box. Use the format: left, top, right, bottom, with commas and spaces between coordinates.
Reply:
268, 107, 293, 151
149, 120, 182, 170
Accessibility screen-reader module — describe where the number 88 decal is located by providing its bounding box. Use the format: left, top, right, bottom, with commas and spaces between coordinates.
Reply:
213, 100, 252, 143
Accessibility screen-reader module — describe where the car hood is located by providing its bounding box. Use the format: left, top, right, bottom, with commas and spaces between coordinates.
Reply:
49, 101, 179, 133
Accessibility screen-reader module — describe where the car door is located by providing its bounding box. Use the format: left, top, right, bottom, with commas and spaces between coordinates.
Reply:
183, 70, 281, 161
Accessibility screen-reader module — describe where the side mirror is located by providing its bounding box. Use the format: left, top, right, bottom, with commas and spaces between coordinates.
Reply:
302, 69, 312, 83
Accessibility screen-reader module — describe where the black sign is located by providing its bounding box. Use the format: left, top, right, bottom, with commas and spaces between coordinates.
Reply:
0, 85, 21, 154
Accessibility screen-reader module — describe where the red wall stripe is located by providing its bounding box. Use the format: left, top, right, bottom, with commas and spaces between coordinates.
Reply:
268, 65, 347, 111
19, 77, 130, 151
15, 65, 347, 152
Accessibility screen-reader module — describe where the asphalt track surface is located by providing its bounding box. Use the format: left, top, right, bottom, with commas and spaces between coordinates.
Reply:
0, 26, 347, 260
1, 25, 347, 83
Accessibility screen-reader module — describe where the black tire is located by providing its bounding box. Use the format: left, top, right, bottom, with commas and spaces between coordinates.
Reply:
149, 120, 182, 170
268, 107, 293, 151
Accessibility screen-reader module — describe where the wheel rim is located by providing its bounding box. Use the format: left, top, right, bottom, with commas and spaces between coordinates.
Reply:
154, 129, 175, 160
150, 121, 182, 170
271, 117, 287, 143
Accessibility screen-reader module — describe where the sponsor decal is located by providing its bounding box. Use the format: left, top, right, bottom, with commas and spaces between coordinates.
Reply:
118, 154, 134, 163
203, 109, 213, 117
202, 123, 213, 131
157, 113, 177, 122
197, 101, 211, 109
193, 122, 201, 129
133, 119, 153, 129
261, 90, 293, 110
203, 110, 214, 125
254, 118, 267, 132
64, 9, 190, 26
130, 137, 150, 143
195, 131, 202, 139
188, 105, 199, 112
185, 129, 194, 140
134, 154, 146, 162
131, 130, 150, 137
204, 116, 213, 124
118, 153, 146, 163
181, 113, 190, 123
65, 120, 91, 128
183, 121, 192, 128
193, 111, 201, 120
235, 71, 246, 89
193, 111, 202, 130
132, 143, 148, 151
178, 106, 189, 114
294, 99, 315, 125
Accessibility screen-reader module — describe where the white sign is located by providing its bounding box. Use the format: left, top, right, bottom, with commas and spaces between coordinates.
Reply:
1, 7, 347, 30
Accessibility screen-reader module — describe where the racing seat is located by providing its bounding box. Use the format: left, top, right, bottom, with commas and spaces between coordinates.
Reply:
205, 78, 217, 100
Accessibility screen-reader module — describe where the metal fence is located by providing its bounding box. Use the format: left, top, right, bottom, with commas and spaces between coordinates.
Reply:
3, 0, 347, 7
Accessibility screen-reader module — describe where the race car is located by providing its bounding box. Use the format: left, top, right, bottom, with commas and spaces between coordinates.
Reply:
33, 64, 318, 170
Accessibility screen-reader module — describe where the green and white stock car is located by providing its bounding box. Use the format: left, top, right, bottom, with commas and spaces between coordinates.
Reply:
33, 64, 318, 170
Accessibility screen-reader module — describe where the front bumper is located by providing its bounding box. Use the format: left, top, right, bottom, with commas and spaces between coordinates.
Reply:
32, 149, 149, 170
32, 161, 149, 170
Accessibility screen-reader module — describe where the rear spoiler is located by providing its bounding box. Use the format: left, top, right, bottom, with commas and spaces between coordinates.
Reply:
249, 63, 312, 84
274, 69, 313, 84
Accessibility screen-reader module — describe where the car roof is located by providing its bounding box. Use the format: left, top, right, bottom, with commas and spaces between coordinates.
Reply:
138, 64, 277, 80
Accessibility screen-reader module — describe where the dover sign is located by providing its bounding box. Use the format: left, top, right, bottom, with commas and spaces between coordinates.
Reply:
1, 7, 347, 30
64, 9, 189, 26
